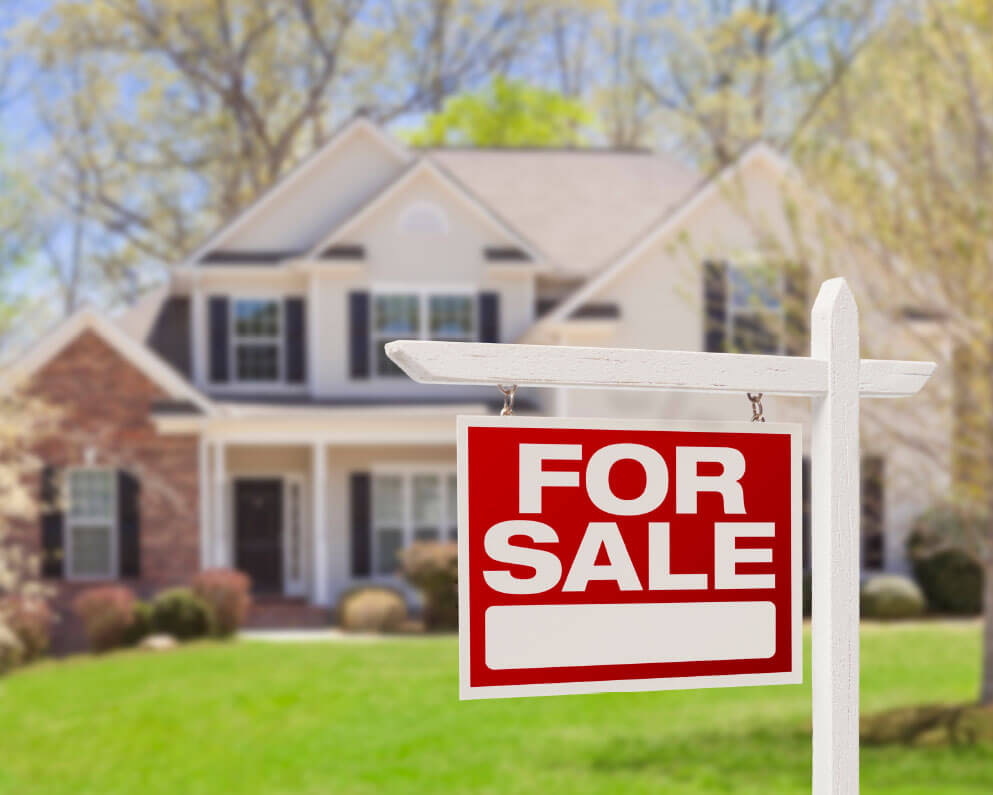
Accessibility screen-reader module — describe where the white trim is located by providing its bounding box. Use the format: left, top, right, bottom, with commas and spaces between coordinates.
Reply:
0, 307, 214, 414
527, 144, 791, 336
312, 444, 329, 606
304, 157, 546, 265
64, 467, 118, 581
455, 414, 803, 700
283, 473, 307, 596
184, 118, 411, 267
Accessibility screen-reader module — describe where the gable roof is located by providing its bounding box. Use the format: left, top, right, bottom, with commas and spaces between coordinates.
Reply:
184, 117, 411, 266
429, 148, 699, 278
0, 307, 214, 414
306, 155, 547, 264
528, 143, 794, 333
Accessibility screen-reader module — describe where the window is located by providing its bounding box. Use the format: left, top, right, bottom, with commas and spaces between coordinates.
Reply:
67, 469, 116, 579
727, 264, 784, 355
373, 293, 475, 376
233, 299, 281, 382
372, 471, 458, 575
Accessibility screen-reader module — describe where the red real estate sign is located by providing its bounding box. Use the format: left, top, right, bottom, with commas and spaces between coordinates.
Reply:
457, 416, 802, 700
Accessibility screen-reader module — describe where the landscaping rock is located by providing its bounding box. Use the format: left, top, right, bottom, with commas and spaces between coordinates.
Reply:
139, 633, 178, 652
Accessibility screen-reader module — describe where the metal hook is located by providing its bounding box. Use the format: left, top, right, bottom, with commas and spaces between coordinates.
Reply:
747, 392, 765, 423
499, 384, 517, 416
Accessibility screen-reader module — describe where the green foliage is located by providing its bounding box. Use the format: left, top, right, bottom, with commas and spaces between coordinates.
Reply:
0, 621, 23, 674
908, 506, 984, 615
338, 586, 408, 633
150, 588, 213, 641
122, 601, 153, 647
861, 575, 926, 620
0, 596, 54, 661
406, 77, 594, 148
402, 541, 458, 630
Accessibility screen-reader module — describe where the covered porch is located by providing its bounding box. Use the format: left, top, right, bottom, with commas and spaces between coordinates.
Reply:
155, 403, 471, 608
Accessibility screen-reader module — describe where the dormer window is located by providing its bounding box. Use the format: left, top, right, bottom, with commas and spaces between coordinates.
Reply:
233, 299, 282, 382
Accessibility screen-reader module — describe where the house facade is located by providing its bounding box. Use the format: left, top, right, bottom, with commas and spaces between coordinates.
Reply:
2, 119, 943, 645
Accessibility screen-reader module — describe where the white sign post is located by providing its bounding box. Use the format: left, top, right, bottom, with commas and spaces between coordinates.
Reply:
386, 277, 935, 794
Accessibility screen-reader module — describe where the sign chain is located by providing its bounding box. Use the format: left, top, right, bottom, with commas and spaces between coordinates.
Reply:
747, 392, 765, 423
499, 384, 517, 416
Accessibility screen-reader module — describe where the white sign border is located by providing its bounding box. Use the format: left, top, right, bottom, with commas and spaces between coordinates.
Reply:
457, 414, 803, 701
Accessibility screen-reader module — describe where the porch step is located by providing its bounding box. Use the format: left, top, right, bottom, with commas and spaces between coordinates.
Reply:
245, 597, 330, 629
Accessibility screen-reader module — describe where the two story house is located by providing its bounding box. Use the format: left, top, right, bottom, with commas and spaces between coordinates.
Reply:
2, 118, 942, 645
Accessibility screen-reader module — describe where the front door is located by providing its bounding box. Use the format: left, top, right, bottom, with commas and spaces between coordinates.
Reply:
234, 479, 283, 593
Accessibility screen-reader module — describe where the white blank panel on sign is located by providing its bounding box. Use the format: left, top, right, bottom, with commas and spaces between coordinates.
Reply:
484, 602, 776, 671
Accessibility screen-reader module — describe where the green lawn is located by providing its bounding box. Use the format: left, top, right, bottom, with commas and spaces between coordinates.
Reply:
0, 623, 988, 794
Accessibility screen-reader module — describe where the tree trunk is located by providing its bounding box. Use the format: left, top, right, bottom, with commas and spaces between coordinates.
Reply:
982, 556, 993, 704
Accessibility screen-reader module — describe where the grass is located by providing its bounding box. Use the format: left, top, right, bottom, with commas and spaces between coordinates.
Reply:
0, 622, 989, 794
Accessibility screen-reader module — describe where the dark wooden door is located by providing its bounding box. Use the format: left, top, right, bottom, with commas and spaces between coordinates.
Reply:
234, 479, 283, 593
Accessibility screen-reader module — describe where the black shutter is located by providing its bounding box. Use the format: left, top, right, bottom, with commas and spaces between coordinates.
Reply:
285, 297, 307, 384
861, 456, 885, 570
784, 263, 810, 356
350, 473, 371, 577
479, 292, 500, 343
39, 465, 63, 579
208, 296, 230, 383
348, 292, 370, 379
703, 261, 728, 353
118, 470, 141, 578
802, 456, 811, 573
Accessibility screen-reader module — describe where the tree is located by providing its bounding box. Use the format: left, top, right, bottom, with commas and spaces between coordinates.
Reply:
796, 0, 993, 704
406, 76, 594, 147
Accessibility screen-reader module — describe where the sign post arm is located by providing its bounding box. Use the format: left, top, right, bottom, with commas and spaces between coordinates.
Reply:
810, 278, 861, 794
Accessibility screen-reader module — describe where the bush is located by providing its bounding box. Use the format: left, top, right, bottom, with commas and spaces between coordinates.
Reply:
192, 568, 252, 637
338, 586, 408, 633
73, 586, 139, 652
403, 542, 458, 630
122, 601, 152, 647
0, 596, 54, 661
803, 571, 812, 618
861, 575, 925, 620
0, 622, 23, 674
908, 506, 984, 615
150, 588, 213, 640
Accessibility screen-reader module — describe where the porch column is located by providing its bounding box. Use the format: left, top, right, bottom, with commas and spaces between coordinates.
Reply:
312, 443, 329, 606
198, 435, 209, 569
212, 441, 226, 567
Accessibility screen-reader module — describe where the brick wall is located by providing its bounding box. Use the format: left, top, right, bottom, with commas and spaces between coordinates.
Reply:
12, 330, 200, 651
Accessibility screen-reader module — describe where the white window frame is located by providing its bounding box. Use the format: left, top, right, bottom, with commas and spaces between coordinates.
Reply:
725, 262, 786, 355
230, 296, 284, 384
371, 466, 458, 576
65, 467, 118, 581
371, 286, 477, 378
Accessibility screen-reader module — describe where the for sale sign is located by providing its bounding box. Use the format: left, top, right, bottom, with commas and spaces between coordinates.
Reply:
457, 416, 802, 700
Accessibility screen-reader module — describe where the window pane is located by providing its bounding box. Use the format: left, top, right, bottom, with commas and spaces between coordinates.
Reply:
235, 344, 279, 381
68, 470, 114, 520
414, 528, 440, 542
429, 295, 473, 339
373, 476, 404, 526
375, 528, 404, 575
729, 267, 780, 311
731, 314, 780, 355
412, 474, 441, 527
374, 295, 419, 335
71, 525, 112, 577
234, 300, 280, 337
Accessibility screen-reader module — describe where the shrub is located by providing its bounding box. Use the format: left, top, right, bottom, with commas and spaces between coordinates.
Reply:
861, 575, 925, 620
908, 506, 984, 614
192, 568, 252, 637
403, 542, 458, 630
150, 587, 213, 640
0, 622, 23, 674
0, 596, 54, 661
73, 586, 139, 652
338, 586, 408, 633
122, 601, 152, 647
802, 571, 812, 618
